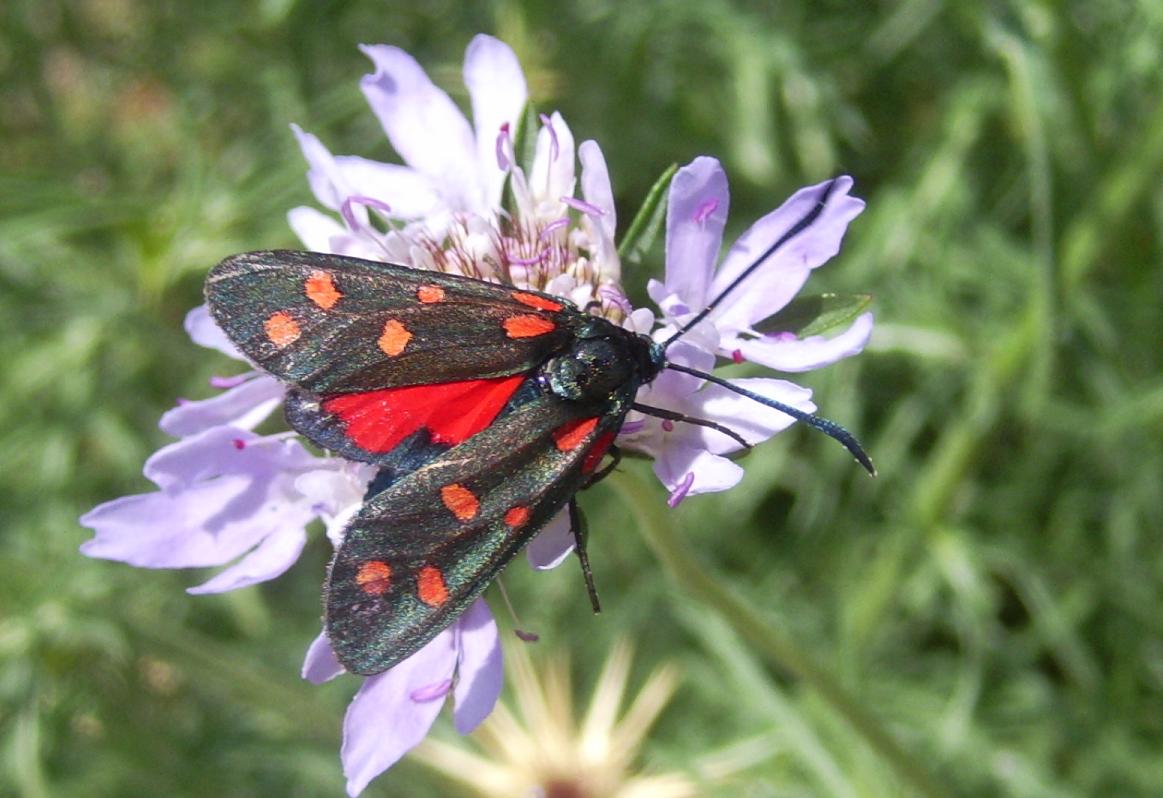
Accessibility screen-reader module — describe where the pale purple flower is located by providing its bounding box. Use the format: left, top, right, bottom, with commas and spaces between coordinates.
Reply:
303, 599, 502, 797
621, 157, 873, 504
648, 156, 873, 371
80, 426, 368, 593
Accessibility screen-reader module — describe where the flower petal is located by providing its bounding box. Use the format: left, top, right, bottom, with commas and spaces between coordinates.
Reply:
186, 525, 308, 594
685, 377, 816, 455
734, 311, 874, 372
709, 176, 864, 331
342, 629, 458, 796
664, 156, 730, 310
526, 508, 574, 569
302, 632, 346, 684
79, 475, 303, 568
292, 125, 358, 215
452, 599, 503, 733
653, 444, 743, 501
142, 427, 316, 489
359, 44, 481, 213
159, 375, 283, 437
530, 111, 576, 206
463, 34, 527, 205
184, 305, 242, 360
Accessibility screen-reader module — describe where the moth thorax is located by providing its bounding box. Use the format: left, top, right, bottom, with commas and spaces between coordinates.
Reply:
545, 338, 638, 403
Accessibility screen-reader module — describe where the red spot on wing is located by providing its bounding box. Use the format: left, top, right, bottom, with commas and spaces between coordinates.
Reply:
512, 291, 563, 312
582, 430, 617, 474
378, 319, 412, 356
503, 314, 556, 338
320, 375, 525, 453
305, 270, 342, 309
441, 483, 480, 522
417, 285, 445, 303
504, 506, 530, 528
355, 560, 392, 595
417, 566, 449, 607
264, 311, 300, 347
553, 417, 600, 452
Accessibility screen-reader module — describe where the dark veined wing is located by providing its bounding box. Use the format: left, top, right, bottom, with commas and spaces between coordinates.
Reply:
325, 393, 621, 675
205, 250, 578, 394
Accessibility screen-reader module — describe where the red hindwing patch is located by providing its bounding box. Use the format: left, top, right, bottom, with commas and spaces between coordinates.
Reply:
320, 375, 525, 453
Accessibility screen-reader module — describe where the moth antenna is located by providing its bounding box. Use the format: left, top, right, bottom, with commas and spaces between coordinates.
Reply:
663, 177, 842, 349
632, 402, 751, 450
664, 362, 875, 475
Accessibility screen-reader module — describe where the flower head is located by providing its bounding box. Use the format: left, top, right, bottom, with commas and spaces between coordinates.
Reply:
621, 157, 872, 505
80, 34, 873, 798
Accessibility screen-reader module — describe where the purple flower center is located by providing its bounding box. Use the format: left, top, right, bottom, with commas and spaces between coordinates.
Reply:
661, 419, 675, 432
667, 472, 695, 508
731, 349, 745, 364
410, 679, 453, 702
231, 438, 247, 450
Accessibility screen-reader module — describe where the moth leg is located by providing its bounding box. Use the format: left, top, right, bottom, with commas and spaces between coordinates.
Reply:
569, 499, 601, 614
632, 402, 751, 450
583, 444, 622, 488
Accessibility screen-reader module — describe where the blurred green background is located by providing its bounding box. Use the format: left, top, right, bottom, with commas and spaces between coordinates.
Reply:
3, 0, 1162, 795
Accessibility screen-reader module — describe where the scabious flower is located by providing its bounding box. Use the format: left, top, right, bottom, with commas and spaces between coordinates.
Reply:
619, 157, 873, 505
80, 33, 871, 797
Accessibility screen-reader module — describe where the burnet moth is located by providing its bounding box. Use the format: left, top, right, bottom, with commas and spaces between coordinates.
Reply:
205, 177, 874, 676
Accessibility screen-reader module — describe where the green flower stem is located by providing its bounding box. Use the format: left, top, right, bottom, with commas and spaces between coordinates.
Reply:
610, 468, 947, 798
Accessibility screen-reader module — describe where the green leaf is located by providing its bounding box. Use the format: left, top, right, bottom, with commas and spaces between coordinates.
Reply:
755, 293, 873, 338
617, 163, 677, 264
